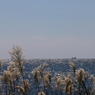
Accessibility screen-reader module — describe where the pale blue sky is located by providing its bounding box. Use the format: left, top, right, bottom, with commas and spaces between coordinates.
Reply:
0, 0, 95, 58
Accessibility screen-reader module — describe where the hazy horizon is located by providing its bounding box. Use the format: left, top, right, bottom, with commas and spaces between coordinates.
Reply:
0, 0, 95, 59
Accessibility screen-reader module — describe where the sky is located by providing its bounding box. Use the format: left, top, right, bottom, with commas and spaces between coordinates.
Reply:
0, 0, 95, 59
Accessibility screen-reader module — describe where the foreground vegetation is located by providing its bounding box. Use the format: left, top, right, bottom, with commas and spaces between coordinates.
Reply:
0, 46, 95, 95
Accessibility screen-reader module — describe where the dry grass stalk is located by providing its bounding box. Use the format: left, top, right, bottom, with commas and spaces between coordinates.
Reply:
17, 86, 25, 94
89, 75, 95, 95
32, 68, 39, 83
69, 62, 76, 77
3, 70, 12, 84
9, 46, 23, 62
90, 75, 95, 82
65, 77, 73, 94
53, 73, 73, 94
32, 63, 49, 83
7, 62, 16, 72
54, 75, 66, 90
38, 91, 46, 95
9, 45, 24, 74
7, 62, 20, 81
12, 68, 20, 80
43, 73, 51, 86
23, 79, 30, 92
40, 63, 48, 78
75, 68, 87, 84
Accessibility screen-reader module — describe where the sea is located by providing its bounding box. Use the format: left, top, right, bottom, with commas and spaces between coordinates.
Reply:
1, 58, 95, 95
2, 58, 95, 76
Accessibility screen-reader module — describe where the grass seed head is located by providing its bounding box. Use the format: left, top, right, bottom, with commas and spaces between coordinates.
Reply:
3, 70, 12, 84
75, 68, 87, 83
18, 86, 25, 93
65, 77, 72, 94
38, 91, 45, 95
23, 79, 30, 91
32, 69, 39, 83
69, 62, 76, 76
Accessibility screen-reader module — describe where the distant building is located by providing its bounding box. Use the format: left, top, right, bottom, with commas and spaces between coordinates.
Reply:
71, 57, 76, 59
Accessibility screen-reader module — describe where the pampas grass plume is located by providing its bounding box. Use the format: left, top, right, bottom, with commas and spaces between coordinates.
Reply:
38, 91, 46, 95
76, 68, 87, 83
23, 79, 30, 91
3, 70, 12, 84
69, 62, 76, 76
18, 86, 25, 93
32, 69, 39, 83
